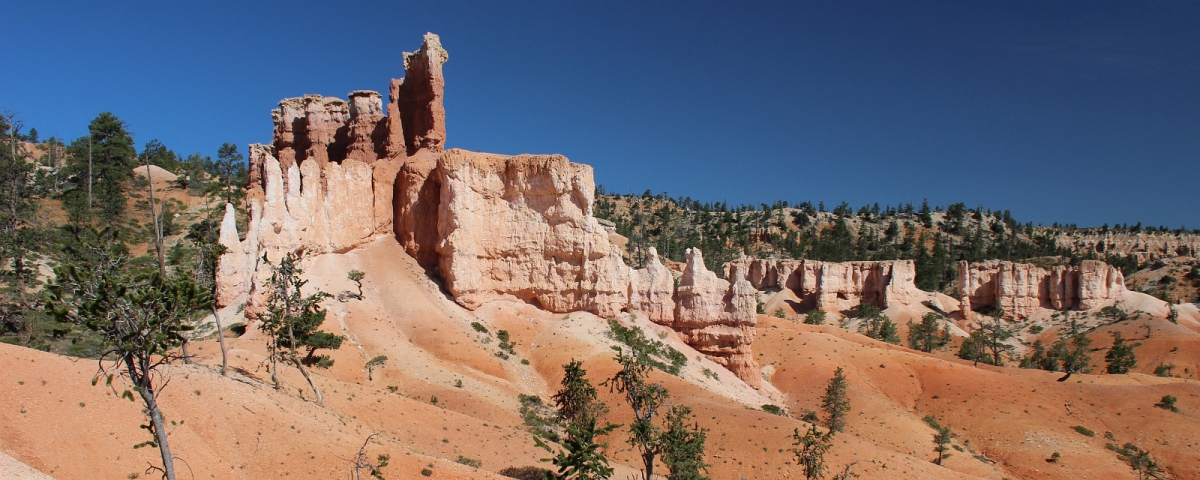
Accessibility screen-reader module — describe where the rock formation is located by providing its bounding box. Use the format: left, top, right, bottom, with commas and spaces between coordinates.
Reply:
215, 33, 448, 310
675, 250, 760, 387
721, 257, 922, 313
213, 32, 766, 386
957, 260, 1126, 319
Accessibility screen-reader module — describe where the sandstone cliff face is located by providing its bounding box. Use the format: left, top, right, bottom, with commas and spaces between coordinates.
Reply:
393, 150, 765, 386
957, 260, 1125, 319
215, 33, 448, 311
432, 150, 631, 317
721, 257, 922, 313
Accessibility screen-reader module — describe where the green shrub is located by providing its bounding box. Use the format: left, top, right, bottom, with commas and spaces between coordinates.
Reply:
471, 322, 489, 334
761, 404, 785, 416
804, 310, 826, 325
1155, 395, 1179, 413
1071, 425, 1094, 437
455, 456, 482, 468
607, 319, 686, 375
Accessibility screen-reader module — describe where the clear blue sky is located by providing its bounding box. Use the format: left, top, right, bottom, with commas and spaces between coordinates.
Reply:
3, 1, 1197, 228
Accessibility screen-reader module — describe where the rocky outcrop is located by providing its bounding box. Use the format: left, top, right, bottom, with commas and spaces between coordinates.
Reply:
393, 32, 448, 155
214, 32, 767, 387
675, 250, 760, 388
721, 257, 922, 312
627, 247, 676, 324
215, 33, 448, 312
1055, 232, 1200, 263
957, 260, 1126, 319
431, 150, 631, 317
393, 149, 766, 386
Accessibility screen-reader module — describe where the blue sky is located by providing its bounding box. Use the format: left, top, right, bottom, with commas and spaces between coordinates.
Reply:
3, 1, 1197, 228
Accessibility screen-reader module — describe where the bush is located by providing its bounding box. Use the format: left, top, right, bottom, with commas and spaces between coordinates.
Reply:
455, 456, 482, 468
471, 322, 489, 334
498, 466, 552, 480
801, 410, 819, 423
774, 308, 787, 319
1155, 395, 1179, 413
606, 318, 687, 375
1154, 363, 1175, 377
496, 330, 516, 355
804, 310, 826, 325
762, 404, 785, 416
1071, 425, 1094, 437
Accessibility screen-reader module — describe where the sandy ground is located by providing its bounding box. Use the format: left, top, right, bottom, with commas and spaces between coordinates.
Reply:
4, 235, 1200, 479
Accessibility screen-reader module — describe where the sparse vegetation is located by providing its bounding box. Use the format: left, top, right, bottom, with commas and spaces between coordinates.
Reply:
1071, 425, 1095, 437
803, 310, 826, 325
855, 304, 899, 344
259, 252, 342, 404
455, 455, 482, 468
471, 321, 489, 334
1155, 395, 1179, 413
790, 424, 833, 480
607, 318, 686, 375
761, 404, 784, 416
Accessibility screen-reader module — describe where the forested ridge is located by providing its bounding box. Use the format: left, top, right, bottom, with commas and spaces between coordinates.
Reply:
594, 187, 1195, 293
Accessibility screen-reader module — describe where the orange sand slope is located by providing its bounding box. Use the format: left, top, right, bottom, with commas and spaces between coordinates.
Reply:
3, 236, 1199, 479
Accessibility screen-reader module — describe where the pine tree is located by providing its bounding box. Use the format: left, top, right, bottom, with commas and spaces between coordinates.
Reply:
908, 312, 951, 352
605, 347, 670, 480
1056, 315, 1092, 381
790, 424, 833, 480
46, 226, 211, 480
1104, 331, 1138, 374
821, 367, 850, 433
0, 112, 41, 313
259, 252, 342, 404
539, 359, 620, 480
932, 423, 954, 465
72, 113, 136, 223
660, 405, 710, 480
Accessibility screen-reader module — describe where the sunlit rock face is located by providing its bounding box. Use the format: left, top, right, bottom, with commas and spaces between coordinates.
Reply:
957, 260, 1126, 320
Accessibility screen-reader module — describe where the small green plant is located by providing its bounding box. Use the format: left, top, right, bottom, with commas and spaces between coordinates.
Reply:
1048, 451, 1061, 463
430, 395, 438, 406
702, 368, 719, 381
346, 270, 365, 299
420, 468, 432, 476
773, 308, 787, 319
386, 385, 398, 393
1028, 325, 1044, 334
365, 355, 388, 381
762, 404, 785, 416
471, 322, 489, 334
454, 379, 463, 388
756, 292, 765, 314
497, 330, 516, 355
497, 466, 553, 480
518, 394, 560, 441
804, 310, 826, 325
1154, 363, 1175, 377
1071, 425, 1095, 437
1104, 431, 1115, 440
520, 358, 530, 365
455, 455, 482, 468
801, 410, 819, 423
1155, 395, 1179, 413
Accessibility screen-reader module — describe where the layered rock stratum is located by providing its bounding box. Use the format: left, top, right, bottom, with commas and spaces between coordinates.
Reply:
956, 259, 1126, 319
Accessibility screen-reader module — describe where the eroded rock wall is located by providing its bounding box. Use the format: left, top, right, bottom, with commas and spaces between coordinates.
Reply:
956, 260, 1126, 319
722, 257, 922, 312
215, 33, 447, 310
